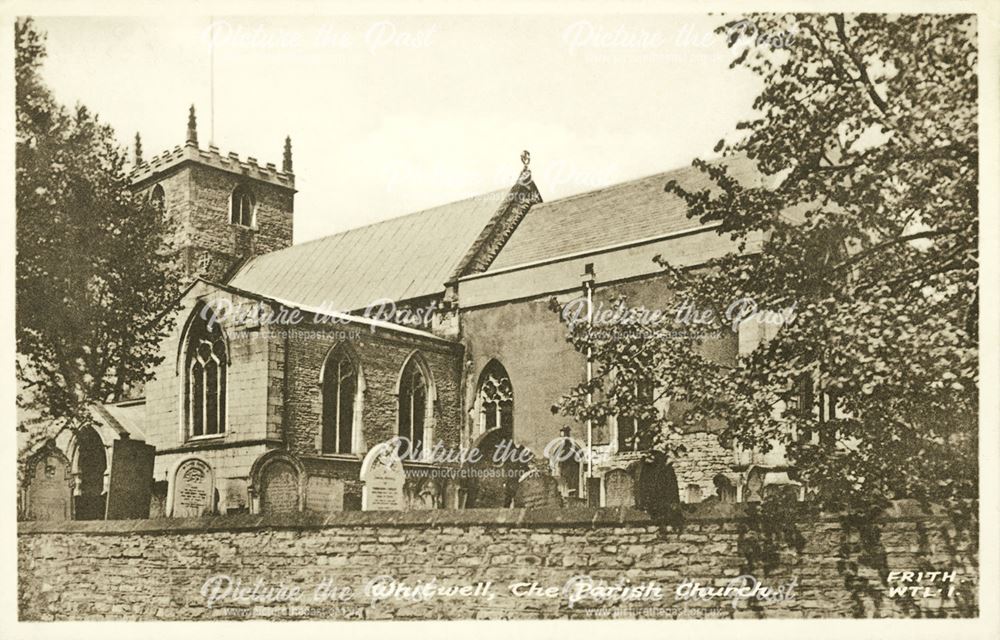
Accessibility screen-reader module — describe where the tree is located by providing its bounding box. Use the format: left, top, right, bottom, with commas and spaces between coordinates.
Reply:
553, 14, 978, 517
16, 18, 181, 433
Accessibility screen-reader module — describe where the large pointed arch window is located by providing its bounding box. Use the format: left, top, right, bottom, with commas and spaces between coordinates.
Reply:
322, 346, 358, 454
186, 313, 227, 438
615, 378, 654, 452
478, 360, 513, 436
398, 355, 431, 453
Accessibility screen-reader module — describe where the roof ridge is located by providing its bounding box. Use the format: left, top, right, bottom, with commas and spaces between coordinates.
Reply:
531, 154, 744, 210
255, 187, 511, 259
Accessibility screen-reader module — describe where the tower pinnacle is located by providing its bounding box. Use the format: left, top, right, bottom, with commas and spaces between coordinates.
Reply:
134, 132, 143, 166
283, 136, 293, 173
186, 105, 198, 146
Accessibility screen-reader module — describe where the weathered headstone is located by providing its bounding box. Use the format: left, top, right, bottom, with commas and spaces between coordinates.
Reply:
713, 474, 738, 503
305, 476, 345, 513
744, 467, 767, 503
260, 460, 301, 515
25, 452, 72, 521
405, 477, 443, 510
171, 458, 214, 517
635, 456, 679, 515
360, 440, 405, 511
761, 472, 802, 503
512, 472, 563, 509
604, 468, 636, 507
222, 478, 249, 514
105, 439, 156, 520
462, 428, 529, 508
149, 481, 168, 518
686, 483, 703, 503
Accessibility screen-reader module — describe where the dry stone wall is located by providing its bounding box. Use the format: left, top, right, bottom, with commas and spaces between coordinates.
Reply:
18, 503, 977, 621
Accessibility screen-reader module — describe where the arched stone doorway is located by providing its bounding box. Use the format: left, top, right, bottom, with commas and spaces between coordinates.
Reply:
73, 426, 107, 520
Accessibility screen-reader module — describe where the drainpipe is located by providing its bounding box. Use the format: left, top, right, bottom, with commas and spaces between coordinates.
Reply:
581, 264, 596, 490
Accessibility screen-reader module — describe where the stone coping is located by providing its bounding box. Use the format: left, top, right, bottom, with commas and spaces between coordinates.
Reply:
17, 500, 957, 536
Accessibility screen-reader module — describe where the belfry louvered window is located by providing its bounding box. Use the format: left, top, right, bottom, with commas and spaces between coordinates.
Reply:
230, 185, 255, 227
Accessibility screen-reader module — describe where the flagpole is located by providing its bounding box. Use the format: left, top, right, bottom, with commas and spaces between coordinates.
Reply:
209, 16, 215, 146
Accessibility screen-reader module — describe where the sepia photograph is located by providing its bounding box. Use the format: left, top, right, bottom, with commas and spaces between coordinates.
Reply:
5, 1, 998, 637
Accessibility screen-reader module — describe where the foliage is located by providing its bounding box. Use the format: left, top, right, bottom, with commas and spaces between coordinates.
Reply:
553, 13, 978, 516
16, 18, 182, 428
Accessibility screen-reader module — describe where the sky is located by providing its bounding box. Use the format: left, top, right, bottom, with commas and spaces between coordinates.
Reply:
32, 14, 762, 244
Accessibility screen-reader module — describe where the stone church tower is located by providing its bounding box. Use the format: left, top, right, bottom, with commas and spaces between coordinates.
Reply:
130, 106, 295, 282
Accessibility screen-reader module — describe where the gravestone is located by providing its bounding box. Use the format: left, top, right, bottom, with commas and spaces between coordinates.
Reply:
462, 428, 529, 508
360, 440, 406, 511
149, 481, 168, 518
222, 479, 248, 514
604, 468, 636, 507
512, 472, 563, 509
405, 477, 444, 510
171, 458, 214, 517
305, 476, 345, 513
260, 460, 301, 515
105, 439, 155, 520
714, 474, 738, 503
686, 483, 703, 503
762, 482, 800, 503
744, 467, 767, 503
25, 452, 72, 521
635, 455, 679, 515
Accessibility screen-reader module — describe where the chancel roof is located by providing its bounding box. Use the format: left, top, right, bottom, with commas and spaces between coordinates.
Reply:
488, 156, 761, 271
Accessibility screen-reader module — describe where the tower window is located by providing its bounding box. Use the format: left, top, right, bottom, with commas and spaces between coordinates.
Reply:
150, 184, 166, 214
230, 186, 255, 227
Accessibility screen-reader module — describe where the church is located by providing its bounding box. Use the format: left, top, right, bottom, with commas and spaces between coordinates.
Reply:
20, 107, 801, 522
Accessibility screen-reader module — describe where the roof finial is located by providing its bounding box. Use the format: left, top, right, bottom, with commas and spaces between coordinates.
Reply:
518, 149, 532, 184
282, 135, 293, 173
186, 104, 198, 145
134, 132, 143, 166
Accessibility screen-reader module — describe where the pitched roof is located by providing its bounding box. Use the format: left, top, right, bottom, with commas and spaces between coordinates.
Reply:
91, 400, 148, 442
487, 156, 761, 271
229, 190, 510, 311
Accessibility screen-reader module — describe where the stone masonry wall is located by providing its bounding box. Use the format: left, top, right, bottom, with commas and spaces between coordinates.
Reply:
18, 503, 978, 621
189, 163, 294, 280
460, 269, 742, 500
283, 320, 464, 459
135, 155, 294, 283
144, 282, 464, 514
144, 284, 282, 479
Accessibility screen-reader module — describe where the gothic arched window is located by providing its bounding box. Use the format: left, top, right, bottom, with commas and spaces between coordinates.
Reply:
398, 355, 430, 453
616, 378, 654, 452
321, 346, 358, 454
185, 313, 227, 438
150, 184, 165, 214
230, 185, 255, 227
478, 360, 513, 436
